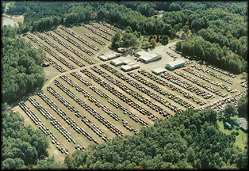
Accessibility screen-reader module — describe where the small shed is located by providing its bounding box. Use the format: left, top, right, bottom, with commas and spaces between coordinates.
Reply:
238, 117, 248, 132
117, 47, 128, 53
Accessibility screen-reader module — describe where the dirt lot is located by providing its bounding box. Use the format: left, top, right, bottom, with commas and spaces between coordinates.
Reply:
13, 22, 247, 161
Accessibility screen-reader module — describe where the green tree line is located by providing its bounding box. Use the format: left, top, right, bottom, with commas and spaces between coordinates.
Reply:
2, 26, 44, 105
176, 36, 246, 74
64, 108, 247, 169
1, 111, 60, 169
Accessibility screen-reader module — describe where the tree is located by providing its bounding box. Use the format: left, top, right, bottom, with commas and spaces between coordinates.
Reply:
2, 111, 49, 169
137, 3, 156, 17
150, 38, 157, 48
2, 158, 25, 169
186, 147, 195, 163
237, 151, 248, 169
65, 108, 241, 169
111, 32, 122, 49
65, 150, 87, 168
223, 103, 237, 121
237, 96, 248, 118
2, 27, 44, 105
160, 35, 169, 45
36, 157, 61, 169
169, 3, 182, 11
122, 32, 140, 48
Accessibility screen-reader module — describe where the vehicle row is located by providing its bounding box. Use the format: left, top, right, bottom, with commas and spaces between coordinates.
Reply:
80, 69, 157, 120
92, 66, 171, 116
19, 102, 69, 154
53, 79, 124, 137
138, 70, 205, 106
70, 72, 149, 126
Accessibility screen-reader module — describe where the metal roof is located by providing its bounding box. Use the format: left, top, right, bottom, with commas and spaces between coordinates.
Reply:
152, 67, 167, 74
137, 51, 160, 61
167, 58, 186, 67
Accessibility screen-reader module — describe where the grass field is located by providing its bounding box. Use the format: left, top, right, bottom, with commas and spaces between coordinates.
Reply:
218, 120, 247, 151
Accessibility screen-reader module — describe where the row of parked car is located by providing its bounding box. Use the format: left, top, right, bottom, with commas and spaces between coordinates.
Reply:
45, 87, 98, 145
175, 70, 226, 98
138, 70, 205, 106
192, 64, 233, 85
26, 34, 67, 72
90, 23, 115, 37
128, 72, 193, 110
92, 66, 168, 118
58, 26, 100, 51
70, 71, 148, 126
35, 33, 76, 70
80, 69, 157, 121
19, 102, 69, 154
46, 31, 87, 67
28, 97, 76, 148
53, 79, 124, 137
60, 75, 120, 121
99, 64, 180, 115
183, 67, 232, 94
39, 89, 109, 143
161, 72, 213, 99
83, 24, 112, 41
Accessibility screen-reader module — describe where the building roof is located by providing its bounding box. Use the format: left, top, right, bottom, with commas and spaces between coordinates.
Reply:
224, 122, 232, 127
137, 51, 160, 62
121, 63, 140, 71
238, 117, 248, 130
111, 57, 133, 66
152, 67, 167, 74
122, 58, 133, 64
111, 58, 125, 65
98, 51, 121, 61
166, 58, 186, 67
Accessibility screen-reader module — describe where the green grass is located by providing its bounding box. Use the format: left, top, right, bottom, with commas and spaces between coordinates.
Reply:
217, 120, 247, 151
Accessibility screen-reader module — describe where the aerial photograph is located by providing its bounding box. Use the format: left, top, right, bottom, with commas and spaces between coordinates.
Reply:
1, 1, 248, 169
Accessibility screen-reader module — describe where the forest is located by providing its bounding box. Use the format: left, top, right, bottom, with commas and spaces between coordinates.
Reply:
64, 102, 247, 169
2, 26, 44, 106
1, 111, 60, 169
175, 7, 247, 74
1, 26, 49, 169
4, 1, 246, 74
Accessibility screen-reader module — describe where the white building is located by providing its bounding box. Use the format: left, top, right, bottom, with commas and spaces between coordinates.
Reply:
121, 63, 140, 72
110, 57, 132, 66
152, 67, 167, 75
98, 51, 121, 61
136, 51, 161, 63
238, 117, 248, 132
165, 58, 186, 70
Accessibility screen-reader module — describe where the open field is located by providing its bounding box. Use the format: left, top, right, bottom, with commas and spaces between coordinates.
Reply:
12, 22, 247, 160
218, 121, 247, 151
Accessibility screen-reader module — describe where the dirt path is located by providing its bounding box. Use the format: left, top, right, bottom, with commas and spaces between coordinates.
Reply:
42, 40, 112, 90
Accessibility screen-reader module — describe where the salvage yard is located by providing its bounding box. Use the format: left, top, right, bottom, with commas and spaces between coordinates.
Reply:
12, 22, 247, 161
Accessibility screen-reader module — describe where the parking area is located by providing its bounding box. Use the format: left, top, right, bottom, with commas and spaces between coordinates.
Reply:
12, 22, 247, 160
